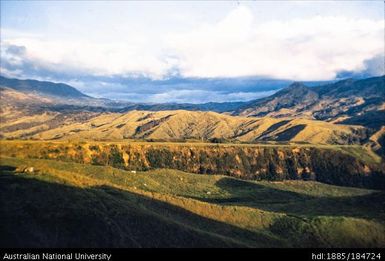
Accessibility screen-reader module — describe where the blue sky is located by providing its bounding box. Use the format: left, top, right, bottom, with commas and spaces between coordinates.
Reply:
1, 1, 384, 103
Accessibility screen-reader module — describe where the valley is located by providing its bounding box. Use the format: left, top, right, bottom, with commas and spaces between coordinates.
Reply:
1, 0, 384, 251
0, 75, 384, 248
1, 156, 384, 247
1, 140, 384, 190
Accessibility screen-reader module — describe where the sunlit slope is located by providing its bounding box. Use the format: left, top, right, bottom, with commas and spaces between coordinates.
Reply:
1, 140, 383, 189
1, 110, 368, 145
370, 126, 385, 157
235, 76, 385, 123
1, 156, 384, 247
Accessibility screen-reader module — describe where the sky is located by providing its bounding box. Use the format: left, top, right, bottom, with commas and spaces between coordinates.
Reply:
1, 0, 384, 103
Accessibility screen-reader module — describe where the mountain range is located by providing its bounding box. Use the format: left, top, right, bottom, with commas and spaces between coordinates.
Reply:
234, 76, 385, 128
2, 75, 384, 118
0, 76, 247, 112
1, 74, 385, 248
0, 76, 89, 98
0, 75, 384, 153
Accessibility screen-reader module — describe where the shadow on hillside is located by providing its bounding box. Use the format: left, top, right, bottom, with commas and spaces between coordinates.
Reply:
274, 125, 306, 141
0, 170, 282, 248
0, 165, 17, 171
255, 120, 292, 140
192, 177, 385, 222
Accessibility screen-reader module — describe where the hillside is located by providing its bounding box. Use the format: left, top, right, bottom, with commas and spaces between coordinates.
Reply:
1, 140, 383, 189
0, 86, 55, 106
2, 75, 384, 122
234, 76, 385, 128
0, 76, 90, 98
369, 127, 385, 157
1, 156, 384, 247
0, 110, 369, 145
2, 75, 383, 133
1, 75, 383, 153
0, 76, 128, 110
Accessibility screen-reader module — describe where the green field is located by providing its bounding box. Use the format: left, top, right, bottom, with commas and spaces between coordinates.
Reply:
1, 140, 384, 190
1, 155, 384, 247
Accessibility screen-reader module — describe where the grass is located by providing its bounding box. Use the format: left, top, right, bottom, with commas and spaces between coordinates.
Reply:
1, 139, 383, 190
337, 145, 382, 165
1, 155, 385, 247
0, 138, 375, 148
1, 139, 381, 161
1, 139, 382, 169
2, 110, 367, 145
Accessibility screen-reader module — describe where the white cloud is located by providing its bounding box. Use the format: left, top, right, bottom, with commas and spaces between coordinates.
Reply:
1, 6, 384, 81
2, 38, 170, 78
167, 7, 384, 80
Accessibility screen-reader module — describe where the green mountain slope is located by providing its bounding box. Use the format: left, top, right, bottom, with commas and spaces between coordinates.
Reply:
1, 140, 383, 189
1, 156, 384, 247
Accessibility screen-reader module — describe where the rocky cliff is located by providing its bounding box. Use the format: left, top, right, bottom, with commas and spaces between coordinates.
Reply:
2, 141, 384, 189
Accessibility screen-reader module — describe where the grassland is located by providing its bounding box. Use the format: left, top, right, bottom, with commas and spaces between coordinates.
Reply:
1, 140, 383, 189
1, 155, 384, 247
0, 110, 368, 145
3, 139, 381, 164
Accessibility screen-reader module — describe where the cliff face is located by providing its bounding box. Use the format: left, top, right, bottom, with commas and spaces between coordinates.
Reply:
2, 141, 384, 189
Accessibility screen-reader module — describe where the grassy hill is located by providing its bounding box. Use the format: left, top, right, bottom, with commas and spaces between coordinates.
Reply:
1, 140, 383, 189
0, 76, 383, 248
368, 127, 385, 156
1, 110, 369, 145
1, 156, 384, 247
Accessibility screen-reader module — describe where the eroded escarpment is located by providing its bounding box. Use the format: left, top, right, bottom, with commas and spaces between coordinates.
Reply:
1, 141, 384, 189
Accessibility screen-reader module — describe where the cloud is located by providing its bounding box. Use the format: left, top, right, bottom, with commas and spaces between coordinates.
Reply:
0, 43, 94, 82
63, 76, 290, 103
0, 40, 170, 79
1, 4, 383, 104
335, 55, 385, 79
5, 44, 26, 56
362, 55, 385, 76
167, 8, 384, 80
2, 6, 384, 82
147, 90, 277, 104
98, 89, 278, 104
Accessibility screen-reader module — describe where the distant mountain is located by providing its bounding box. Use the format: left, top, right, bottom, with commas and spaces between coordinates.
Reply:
234, 82, 319, 118
0, 76, 90, 98
2, 75, 384, 151
234, 76, 385, 128
2, 75, 384, 141
0, 75, 334, 113
0, 76, 251, 113
118, 101, 246, 113
0, 77, 124, 118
